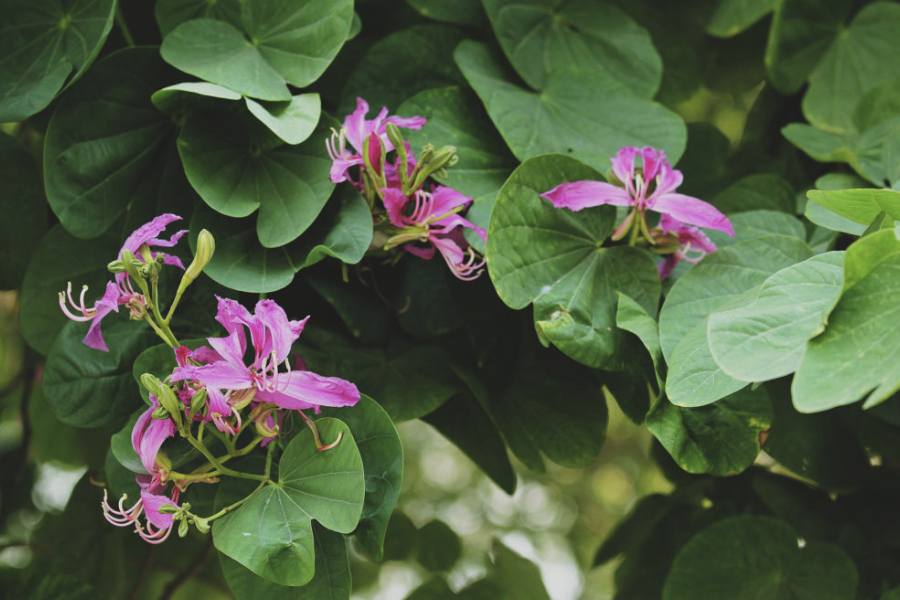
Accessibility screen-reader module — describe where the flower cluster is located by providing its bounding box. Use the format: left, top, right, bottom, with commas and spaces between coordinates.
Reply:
327, 98, 486, 280
541, 146, 733, 278
61, 215, 359, 543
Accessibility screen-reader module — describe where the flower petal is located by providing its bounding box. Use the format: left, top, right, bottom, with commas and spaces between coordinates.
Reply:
540, 180, 634, 211
651, 193, 734, 235
120, 214, 183, 258
256, 370, 360, 410
383, 188, 411, 227
82, 281, 121, 352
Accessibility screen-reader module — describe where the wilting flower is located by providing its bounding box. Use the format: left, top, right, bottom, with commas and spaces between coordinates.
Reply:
654, 215, 719, 279
102, 475, 180, 544
59, 214, 187, 351
540, 146, 734, 237
326, 97, 426, 184
171, 297, 359, 423
382, 185, 487, 280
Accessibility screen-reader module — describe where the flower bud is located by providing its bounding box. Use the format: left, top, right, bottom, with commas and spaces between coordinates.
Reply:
141, 373, 184, 432
384, 122, 405, 155
194, 517, 210, 534
157, 504, 179, 515
107, 259, 127, 274
178, 518, 189, 538
120, 250, 144, 282
189, 388, 208, 421
184, 230, 215, 285
151, 406, 170, 420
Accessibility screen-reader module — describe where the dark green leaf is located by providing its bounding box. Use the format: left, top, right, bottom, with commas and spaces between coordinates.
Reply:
416, 520, 461, 572
43, 48, 177, 239
0, 132, 47, 290
154, 0, 242, 36
710, 174, 796, 215
29, 385, 109, 467
707, 0, 777, 37
392, 258, 464, 338
405, 0, 485, 26
0, 0, 116, 121
456, 41, 686, 172
486, 539, 551, 600
662, 516, 857, 600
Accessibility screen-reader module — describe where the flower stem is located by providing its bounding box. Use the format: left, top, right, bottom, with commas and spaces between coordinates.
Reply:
202, 480, 267, 523
186, 436, 267, 482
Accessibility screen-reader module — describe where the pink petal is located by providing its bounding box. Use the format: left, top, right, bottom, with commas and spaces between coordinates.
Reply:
658, 255, 679, 280
256, 370, 360, 410
132, 398, 175, 475
343, 97, 371, 152
383, 188, 411, 227
207, 331, 245, 367
330, 156, 364, 184
651, 194, 734, 235
540, 181, 634, 211
120, 214, 183, 258
174, 361, 252, 391
404, 244, 435, 260
639, 147, 668, 182
429, 186, 472, 221
139, 485, 176, 529
610, 147, 640, 188
82, 281, 121, 352
254, 299, 295, 362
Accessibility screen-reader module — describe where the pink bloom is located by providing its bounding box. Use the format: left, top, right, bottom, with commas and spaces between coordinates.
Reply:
540, 147, 734, 236
326, 98, 426, 184
655, 214, 719, 279
382, 185, 487, 280
102, 475, 180, 544
131, 394, 176, 478
171, 297, 359, 418
59, 214, 188, 351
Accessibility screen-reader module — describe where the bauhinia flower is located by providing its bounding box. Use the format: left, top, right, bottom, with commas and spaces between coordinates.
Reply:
132, 394, 176, 479
540, 146, 734, 238
540, 146, 732, 278
382, 185, 487, 280
102, 475, 180, 544
326, 97, 426, 185
171, 297, 359, 427
59, 214, 187, 351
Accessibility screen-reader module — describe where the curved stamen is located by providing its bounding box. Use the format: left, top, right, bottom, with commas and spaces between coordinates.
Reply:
59, 283, 96, 322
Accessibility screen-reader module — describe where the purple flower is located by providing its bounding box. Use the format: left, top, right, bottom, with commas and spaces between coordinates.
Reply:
382, 185, 487, 280
171, 297, 359, 421
102, 475, 180, 544
540, 147, 734, 237
131, 394, 176, 478
655, 214, 719, 279
59, 214, 188, 352
326, 97, 426, 184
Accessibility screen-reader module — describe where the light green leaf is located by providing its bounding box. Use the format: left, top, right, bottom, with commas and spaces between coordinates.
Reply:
456, 40, 686, 173
244, 93, 321, 145
663, 516, 857, 600
213, 419, 364, 586
220, 524, 351, 600
793, 229, 900, 411
806, 188, 900, 231
616, 293, 663, 390
708, 0, 778, 37
853, 116, 900, 187
0, 132, 47, 290
43, 48, 177, 239
803, 2, 900, 134
647, 387, 771, 477
781, 123, 858, 165
487, 154, 660, 368
764, 0, 850, 94
151, 81, 243, 114
161, 0, 353, 98
708, 252, 845, 382
0, 0, 116, 121
482, 0, 661, 97
707, 210, 807, 250
178, 107, 335, 247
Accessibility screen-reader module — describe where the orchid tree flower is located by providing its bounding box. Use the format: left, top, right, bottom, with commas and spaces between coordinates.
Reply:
382, 185, 488, 280
326, 97, 426, 185
171, 297, 359, 433
58, 214, 187, 351
654, 214, 719, 279
102, 475, 181, 544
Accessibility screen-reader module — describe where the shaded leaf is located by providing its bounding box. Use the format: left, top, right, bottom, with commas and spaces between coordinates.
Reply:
0, 132, 47, 290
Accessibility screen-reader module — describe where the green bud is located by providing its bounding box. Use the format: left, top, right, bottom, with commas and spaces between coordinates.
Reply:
151, 406, 170, 420
141, 373, 184, 431
194, 518, 210, 534
107, 259, 127, 274
178, 518, 189, 538
384, 122, 405, 155
120, 250, 144, 282
183, 230, 215, 286
189, 387, 208, 421
157, 504, 179, 515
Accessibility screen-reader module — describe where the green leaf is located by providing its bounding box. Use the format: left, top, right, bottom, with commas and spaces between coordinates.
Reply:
764, 0, 851, 94
806, 189, 900, 230
486, 540, 552, 600
19, 224, 120, 355
706, 210, 808, 250
338, 24, 467, 116
710, 174, 796, 215
708, 252, 845, 382
43, 48, 178, 239
151, 81, 243, 114
244, 94, 321, 145
616, 293, 664, 390
803, 2, 900, 134
0, 132, 47, 290
220, 524, 351, 600
29, 385, 109, 467
178, 107, 335, 247
660, 235, 813, 406
707, 0, 777, 37
422, 389, 517, 494
298, 328, 460, 423
781, 123, 858, 166
314, 396, 403, 562
213, 419, 364, 586
662, 516, 858, 600
416, 520, 461, 572
398, 86, 518, 250
154, 0, 242, 36
0, 0, 116, 121
109, 410, 145, 474
481, 0, 661, 97
487, 154, 660, 369
852, 116, 900, 187
792, 228, 900, 411
161, 0, 354, 98
392, 258, 464, 338
647, 387, 772, 477
43, 319, 157, 427
305, 274, 390, 345
455, 41, 686, 173
405, 0, 485, 26
854, 80, 900, 132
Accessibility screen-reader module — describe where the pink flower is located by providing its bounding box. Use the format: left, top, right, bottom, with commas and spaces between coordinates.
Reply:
655, 215, 719, 279
326, 97, 426, 184
59, 214, 188, 351
382, 185, 487, 280
131, 394, 176, 478
171, 297, 359, 418
102, 475, 180, 544
540, 147, 734, 236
